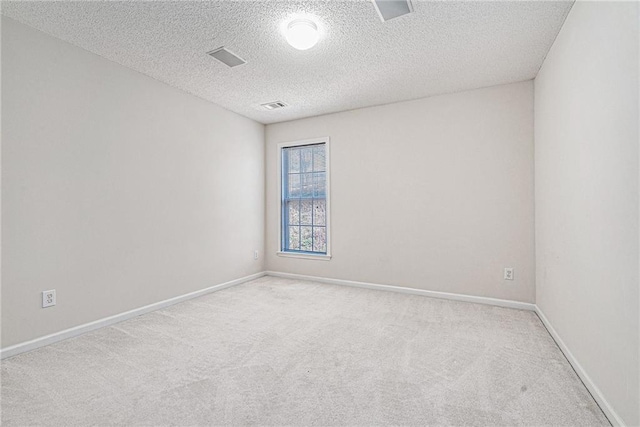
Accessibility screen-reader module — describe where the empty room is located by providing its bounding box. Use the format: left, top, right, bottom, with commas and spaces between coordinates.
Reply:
1, 0, 638, 426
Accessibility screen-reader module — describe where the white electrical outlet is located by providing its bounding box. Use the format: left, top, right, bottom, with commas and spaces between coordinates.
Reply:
504, 268, 514, 281
42, 290, 56, 308
254, 250, 259, 260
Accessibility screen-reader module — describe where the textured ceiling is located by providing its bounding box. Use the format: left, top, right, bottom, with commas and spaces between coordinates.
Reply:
2, 1, 573, 124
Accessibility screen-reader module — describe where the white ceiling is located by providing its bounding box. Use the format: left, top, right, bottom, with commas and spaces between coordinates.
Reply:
2, 1, 573, 124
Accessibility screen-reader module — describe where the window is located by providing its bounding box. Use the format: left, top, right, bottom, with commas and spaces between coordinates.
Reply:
278, 138, 330, 259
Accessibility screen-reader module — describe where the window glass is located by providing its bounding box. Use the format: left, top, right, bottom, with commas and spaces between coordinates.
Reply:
281, 143, 327, 254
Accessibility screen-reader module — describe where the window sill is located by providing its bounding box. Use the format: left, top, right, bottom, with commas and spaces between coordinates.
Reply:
276, 251, 332, 261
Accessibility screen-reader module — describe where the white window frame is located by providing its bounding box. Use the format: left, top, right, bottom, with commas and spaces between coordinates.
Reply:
277, 137, 331, 260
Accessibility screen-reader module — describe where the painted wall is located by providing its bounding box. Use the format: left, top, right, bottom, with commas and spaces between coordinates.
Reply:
266, 81, 535, 303
534, 1, 639, 425
1, 18, 265, 348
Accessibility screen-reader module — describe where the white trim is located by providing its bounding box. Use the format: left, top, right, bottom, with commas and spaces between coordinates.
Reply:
0, 272, 266, 360
2, 268, 622, 427
276, 251, 331, 261
535, 306, 625, 427
265, 271, 535, 311
276, 136, 329, 148
276, 137, 332, 258
266, 271, 623, 424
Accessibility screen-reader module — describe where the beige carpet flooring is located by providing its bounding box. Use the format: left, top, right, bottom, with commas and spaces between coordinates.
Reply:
1, 276, 609, 426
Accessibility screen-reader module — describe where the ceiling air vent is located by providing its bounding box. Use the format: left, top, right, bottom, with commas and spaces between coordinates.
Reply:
261, 101, 288, 110
207, 47, 246, 68
371, 0, 414, 22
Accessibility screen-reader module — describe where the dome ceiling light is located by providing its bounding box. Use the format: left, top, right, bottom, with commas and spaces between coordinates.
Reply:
285, 18, 320, 50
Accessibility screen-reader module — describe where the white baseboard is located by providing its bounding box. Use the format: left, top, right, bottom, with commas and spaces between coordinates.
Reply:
0, 271, 266, 360
267, 271, 624, 425
265, 271, 536, 311
535, 306, 625, 427
1, 269, 625, 427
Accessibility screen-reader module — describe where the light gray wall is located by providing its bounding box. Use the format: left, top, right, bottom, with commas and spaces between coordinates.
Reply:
1, 18, 265, 348
266, 81, 535, 303
0, 14, 4, 347
534, 1, 639, 425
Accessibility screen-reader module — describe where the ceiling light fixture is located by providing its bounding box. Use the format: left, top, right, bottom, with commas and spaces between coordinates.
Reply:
285, 18, 319, 50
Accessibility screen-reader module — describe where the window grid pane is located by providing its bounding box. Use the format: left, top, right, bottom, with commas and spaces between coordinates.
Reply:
288, 226, 300, 250
288, 200, 300, 226
313, 146, 326, 172
282, 143, 327, 254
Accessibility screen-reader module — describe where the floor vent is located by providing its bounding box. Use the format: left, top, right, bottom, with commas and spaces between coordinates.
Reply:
207, 47, 246, 68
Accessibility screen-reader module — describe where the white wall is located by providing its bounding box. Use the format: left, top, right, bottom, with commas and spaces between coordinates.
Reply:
1, 18, 265, 348
0, 13, 4, 351
266, 81, 535, 303
534, 1, 639, 425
